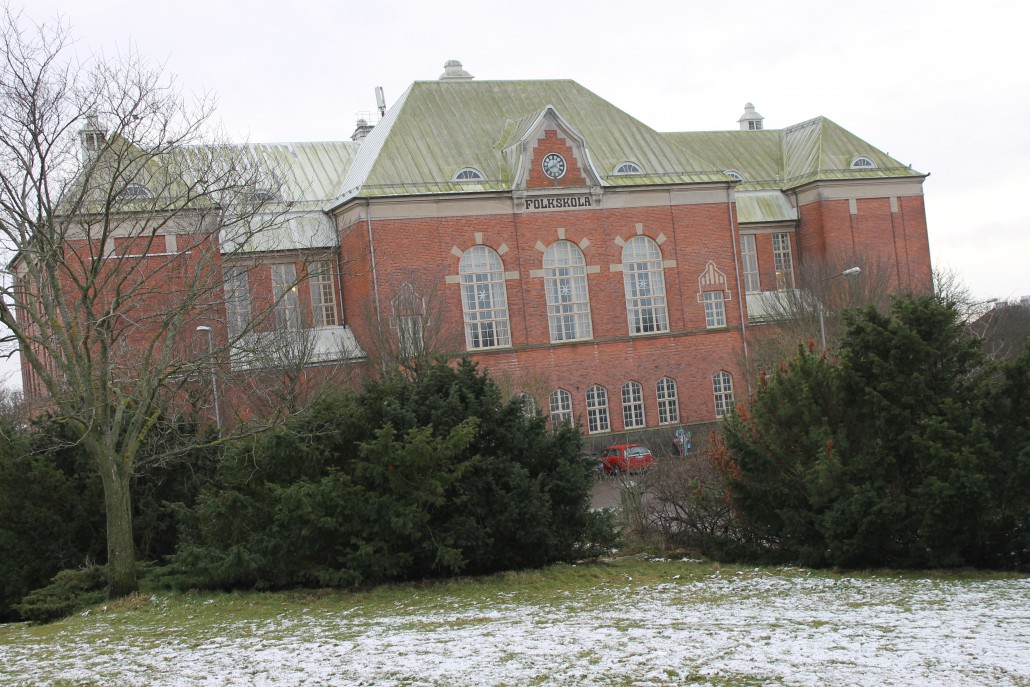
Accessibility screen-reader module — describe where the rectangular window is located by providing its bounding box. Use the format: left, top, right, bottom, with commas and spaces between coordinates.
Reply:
271, 263, 300, 330
223, 266, 251, 337
703, 291, 726, 328
309, 261, 338, 327
741, 235, 760, 293
773, 233, 794, 290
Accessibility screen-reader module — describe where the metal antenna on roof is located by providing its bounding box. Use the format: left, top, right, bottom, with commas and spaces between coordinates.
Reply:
375, 87, 386, 118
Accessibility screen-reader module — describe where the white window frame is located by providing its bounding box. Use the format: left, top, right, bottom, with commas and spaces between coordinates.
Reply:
656, 377, 679, 425
850, 156, 876, 169
223, 266, 251, 338
453, 167, 485, 181
586, 385, 610, 434
713, 371, 735, 418
614, 161, 642, 175
741, 234, 760, 293
459, 246, 511, 349
703, 291, 727, 328
543, 240, 592, 342
549, 389, 573, 426
271, 263, 301, 331
309, 261, 338, 328
622, 236, 669, 335
772, 233, 795, 290
621, 381, 645, 429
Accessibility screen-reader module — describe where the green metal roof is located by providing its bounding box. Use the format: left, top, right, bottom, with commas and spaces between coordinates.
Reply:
334, 79, 730, 202
664, 117, 924, 190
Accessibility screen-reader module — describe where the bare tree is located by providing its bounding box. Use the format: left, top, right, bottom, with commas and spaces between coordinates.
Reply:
742, 253, 896, 377
0, 10, 338, 596
360, 268, 464, 378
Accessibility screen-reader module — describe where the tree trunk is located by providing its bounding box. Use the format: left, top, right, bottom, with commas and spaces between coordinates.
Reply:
99, 455, 138, 598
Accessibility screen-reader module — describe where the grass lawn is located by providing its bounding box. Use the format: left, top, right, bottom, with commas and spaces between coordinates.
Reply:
1, 557, 1028, 686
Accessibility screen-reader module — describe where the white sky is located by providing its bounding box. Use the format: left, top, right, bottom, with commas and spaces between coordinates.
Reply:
5, 0, 1029, 387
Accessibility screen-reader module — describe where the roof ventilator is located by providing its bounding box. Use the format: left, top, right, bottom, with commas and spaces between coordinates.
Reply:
439, 60, 474, 81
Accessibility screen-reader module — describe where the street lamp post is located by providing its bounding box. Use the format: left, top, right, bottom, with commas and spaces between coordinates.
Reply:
819, 267, 862, 350
195, 325, 221, 436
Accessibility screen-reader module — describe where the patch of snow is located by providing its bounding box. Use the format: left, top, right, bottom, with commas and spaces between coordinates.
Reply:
1, 572, 1028, 686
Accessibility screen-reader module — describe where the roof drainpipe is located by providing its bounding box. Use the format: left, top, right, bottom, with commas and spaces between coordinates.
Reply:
365, 200, 382, 324
727, 189, 752, 397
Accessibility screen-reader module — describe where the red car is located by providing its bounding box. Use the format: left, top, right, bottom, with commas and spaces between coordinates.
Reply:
599, 444, 654, 474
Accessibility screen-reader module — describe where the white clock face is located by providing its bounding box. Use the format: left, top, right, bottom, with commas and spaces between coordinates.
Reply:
541, 153, 567, 180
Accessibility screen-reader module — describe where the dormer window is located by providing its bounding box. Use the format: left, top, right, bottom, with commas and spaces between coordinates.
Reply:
850, 156, 876, 169
614, 161, 642, 175
453, 167, 485, 181
724, 170, 745, 182
247, 189, 277, 204
118, 183, 153, 200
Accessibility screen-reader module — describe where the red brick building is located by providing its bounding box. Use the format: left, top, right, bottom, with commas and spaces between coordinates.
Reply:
21, 61, 931, 435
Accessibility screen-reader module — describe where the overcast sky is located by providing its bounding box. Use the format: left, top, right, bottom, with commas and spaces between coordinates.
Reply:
4, 0, 1028, 386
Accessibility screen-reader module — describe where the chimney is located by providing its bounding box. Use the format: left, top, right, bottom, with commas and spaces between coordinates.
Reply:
80, 111, 107, 161
439, 60, 474, 81
738, 102, 764, 131
351, 117, 375, 142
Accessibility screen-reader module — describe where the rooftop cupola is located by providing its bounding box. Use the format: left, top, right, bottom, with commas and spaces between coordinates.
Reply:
439, 60, 474, 81
79, 111, 107, 161
738, 102, 764, 131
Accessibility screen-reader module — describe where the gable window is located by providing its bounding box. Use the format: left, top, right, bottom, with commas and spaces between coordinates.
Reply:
586, 385, 610, 434
622, 235, 669, 335
549, 389, 573, 426
459, 245, 511, 349
543, 240, 592, 342
453, 167, 485, 181
271, 263, 300, 330
614, 161, 642, 175
725, 170, 745, 182
309, 261, 338, 327
850, 156, 876, 169
223, 266, 251, 338
118, 183, 153, 200
741, 234, 760, 293
772, 233, 794, 290
656, 377, 679, 425
621, 381, 645, 429
703, 291, 727, 328
713, 371, 735, 418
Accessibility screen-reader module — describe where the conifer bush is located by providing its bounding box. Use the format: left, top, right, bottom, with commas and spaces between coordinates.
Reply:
173, 360, 615, 590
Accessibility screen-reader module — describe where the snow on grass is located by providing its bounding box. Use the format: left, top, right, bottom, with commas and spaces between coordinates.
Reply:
1, 563, 1028, 686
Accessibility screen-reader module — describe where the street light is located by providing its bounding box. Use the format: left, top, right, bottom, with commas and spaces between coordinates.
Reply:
819, 267, 862, 350
195, 326, 221, 436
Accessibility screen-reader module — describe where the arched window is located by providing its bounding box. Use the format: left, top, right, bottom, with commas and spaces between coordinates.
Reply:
459, 246, 511, 349
586, 385, 610, 434
453, 167, 485, 181
622, 235, 669, 334
621, 381, 645, 429
118, 183, 153, 200
656, 377, 679, 425
392, 283, 426, 358
724, 170, 744, 182
614, 161, 642, 175
850, 156, 876, 169
516, 392, 537, 418
713, 371, 735, 418
549, 389, 573, 426
543, 240, 592, 342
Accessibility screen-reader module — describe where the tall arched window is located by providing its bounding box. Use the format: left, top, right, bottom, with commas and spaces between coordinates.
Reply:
459, 246, 511, 349
621, 381, 645, 429
543, 240, 592, 342
713, 371, 735, 418
656, 377, 679, 425
622, 236, 668, 334
549, 389, 573, 426
586, 385, 610, 434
